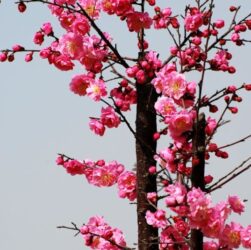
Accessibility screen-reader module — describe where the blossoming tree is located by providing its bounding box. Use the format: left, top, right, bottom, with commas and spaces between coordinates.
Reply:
1, 0, 251, 249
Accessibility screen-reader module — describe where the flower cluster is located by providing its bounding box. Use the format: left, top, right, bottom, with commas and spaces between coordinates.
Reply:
80, 216, 127, 249
56, 155, 136, 201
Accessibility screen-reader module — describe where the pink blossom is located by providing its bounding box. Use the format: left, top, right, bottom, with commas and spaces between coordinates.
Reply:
160, 226, 189, 250
147, 192, 157, 204
110, 85, 136, 112
202, 203, 229, 238
39, 47, 51, 59
145, 210, 167, 229
241, 225, 251, 248
79, 0, 101, 19
205, 117, 217, 136
71, 17, 90, 35
220, 222, 242, 248
0, 52, 7, 62
165, 183, 188, 216
145, 51, 162, 69
53, 54, 74, 71
151, 63, 176, 93
154, 147, 176, 172
100, 107, 121, 128
162, 71, 187, 99
174, 218, 190, 237
214, 19, 225, 29
25, 52, 33, 62
80, 35, 109, 72
57, 32, 84, 59
63, 159, 86, 175
56, 155, 65, 165
117, 171, 136, 201
102, 0, 133, 16
153, 7, 173, 29
231, 32, 240, 42
168, 111, 194, 141
86, 79, 107, 101
33, 31, 44, 45
210, 50, 232, 71
88, 161, 124, 187
81, 216, 127, 249
69, 74, 92, 96
42, 22, 53, 35
187, 187, 212, 229
185, 9, 203, 32
165, 183, 187, 206
228, 195, 245, 214
89, 118, 105, 136
154, 96, 176, 118
59, 12, 76, 31
126, 11, 152, 32
12, 44, 24, 52
203, 241, 219, 250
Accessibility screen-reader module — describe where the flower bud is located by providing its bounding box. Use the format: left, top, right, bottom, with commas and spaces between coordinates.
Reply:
18, 2, 27, 13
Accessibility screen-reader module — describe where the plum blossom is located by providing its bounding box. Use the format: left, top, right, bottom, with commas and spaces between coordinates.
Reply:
168, 111, 194, 141
117, 171, 136, 201
126, 11, 152, 32
162, 71, 187, 99
165, 183, 188, 216
154, 147, 176, 172
79, 0, 102, 18
53, 54, 74, 71
69, 74, 92, 96
145, 209, 167, 229
61, 159, 86, 175
241, 225, 251, 248
42, 22, 53, 35
203, 241, 219, 250
102, 0, 133, 16
154, 96, 176, 118
228, 195, 245, 215
160, 226, 189, 250
153, 7, 173, 29
151, 63, 176, 93
80, 216, 127, 249
86, 79, 107, 101
100, 107, 121, 128
87, 161, 124, 187
205, 117, 217, 135
89, 118, 105, 136
187, 187, 212, 229
57, 32, 84, 59
220, 222, 242, 248
185, 8, 203, 32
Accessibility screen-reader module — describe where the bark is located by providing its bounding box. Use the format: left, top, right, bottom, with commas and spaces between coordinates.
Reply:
190, 113, 206, 250
135, 81, 158, 250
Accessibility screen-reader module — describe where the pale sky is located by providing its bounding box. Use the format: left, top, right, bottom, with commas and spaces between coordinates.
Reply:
1, 1, 251, 249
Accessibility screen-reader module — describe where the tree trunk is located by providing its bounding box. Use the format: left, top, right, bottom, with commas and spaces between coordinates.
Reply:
190, 113, 206, 250
135, 81, 158, 250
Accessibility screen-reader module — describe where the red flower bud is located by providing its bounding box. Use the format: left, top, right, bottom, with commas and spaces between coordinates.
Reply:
153, 132, 160, 140
229, 6, 237, 12
18, 2, 27, 13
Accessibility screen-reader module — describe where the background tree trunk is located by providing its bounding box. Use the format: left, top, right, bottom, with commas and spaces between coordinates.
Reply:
190, 113, 206, 250
135, 81, 158, 250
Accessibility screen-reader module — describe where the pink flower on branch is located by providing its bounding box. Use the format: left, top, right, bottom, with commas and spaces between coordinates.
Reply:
145, 209, 168, 229
126, 11, 152, 32
100, 107, 121, 128
80, 216, 127, 249
117, 171, 136, 201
